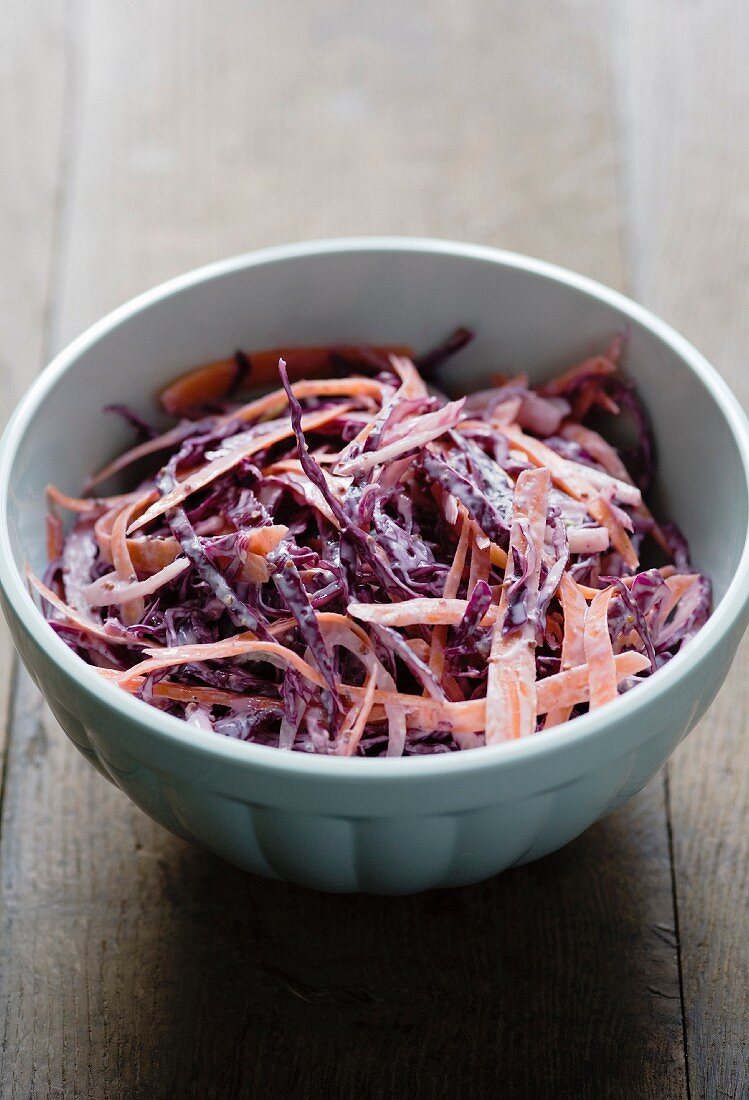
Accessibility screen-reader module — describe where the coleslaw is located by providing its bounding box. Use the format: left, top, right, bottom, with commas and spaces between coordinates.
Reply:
33, 333, 711, 755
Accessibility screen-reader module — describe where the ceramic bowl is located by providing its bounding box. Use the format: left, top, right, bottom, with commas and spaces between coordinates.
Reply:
1, 238, 748, 894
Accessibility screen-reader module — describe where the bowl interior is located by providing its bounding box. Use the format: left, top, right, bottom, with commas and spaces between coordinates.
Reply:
5, 242, 747, 607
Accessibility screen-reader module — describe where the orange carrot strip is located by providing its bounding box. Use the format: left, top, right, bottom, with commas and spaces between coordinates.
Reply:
99, 668, 261, 708
110, 498, 152, 624
265, 457, 351, 490
26, 568, 161, 648
573, 573, 676, 602
118, 638, 326, 692
538, 354, 618, 397
332, 366, 431, 470
340, 650, 650, 732
540, 649, 647, 714
406, 638, 431, 662
87, 424, 196, 490
342, 666, 378, 756
160, 358, 239, 415
558, 572, 589, 669
231, 524, 290, 584
245, 525, 288, 556
502, 424, 640, 507
46, 515, 64, 561
441, 516, 472, 601
159, 684, 278, 708
94, 506, 121, 562
95, 502, 182, 573
128, 404, 352, 535
219, 378, 383, 429
159, 346, 410, 416
486, 467, 551, 743
657, 573, 699, 629
587, 497, 639, 570
561, 422, 632, 483
388, 354, 429, 399
468, 528, 491, 594
93, 490, 156, 547
544, 572, 589, 728
523, 648, 648, 716
95, 492, 181, 574
502, 425, 640, 569
47, 484, 145, 515
349, 597, 498, 629
84, 557, 190, 607
315, 610, 373, 648
340, 686, 483, 733
562, 423, 661, 551
584, 587, 618, 709
109, 648, 648, 735
128, 538, 182, 574
489, 543, 508, 570
314, 612, 407, 755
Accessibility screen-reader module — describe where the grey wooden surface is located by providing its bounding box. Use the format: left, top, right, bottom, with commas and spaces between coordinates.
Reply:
0, 2, 747, 1096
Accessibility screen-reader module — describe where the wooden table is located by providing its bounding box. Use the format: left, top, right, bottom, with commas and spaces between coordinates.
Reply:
1, 2, 747, 1096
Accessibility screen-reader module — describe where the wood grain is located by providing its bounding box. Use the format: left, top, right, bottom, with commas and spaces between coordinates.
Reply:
1, 0, 734, 1096
617, 3, 749, 1096
0, 0, 69, 797
1, 675, 686, 1099
54, 0, 628, 346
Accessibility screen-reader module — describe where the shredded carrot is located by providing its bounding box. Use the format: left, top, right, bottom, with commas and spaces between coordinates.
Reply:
486, 467, 551, 743
159, 346, 411, 416
47, 484, 147, 515
561, 422, 632, 483
38, 336, 708, 756
504, 424, 641, 569
544, 573, 589, 728
658, 573, 699, 629
489, 542, 508, 570
128, 404, 353, 535
468, 527, 491, 594
118, 638, 326, 693
84, 556, 190, 607
110, 498, 149, 624
502, 424, 640, 507
388, 354, 429, 399
87, 426, 195, 490
342, 666, 378, 756
220, 378, 383, 429
101, 667, 262, 708
588, 497, 639, 570
46, 515, 64, 561
26, 567, 161, 648
341, 650, 650, 732
350, 597, 498, 629
584, 587, 618, 709
538, 354, 618, 397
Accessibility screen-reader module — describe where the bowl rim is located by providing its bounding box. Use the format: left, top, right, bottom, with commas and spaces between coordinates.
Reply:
2, 234, 749, 780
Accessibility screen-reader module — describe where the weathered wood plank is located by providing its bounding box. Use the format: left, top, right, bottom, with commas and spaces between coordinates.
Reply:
618, 2, 749, 1096
0, 2, 687, 1097
54, 0, 629, 345
0, 704, 687, 1099
0, 2, 69, 795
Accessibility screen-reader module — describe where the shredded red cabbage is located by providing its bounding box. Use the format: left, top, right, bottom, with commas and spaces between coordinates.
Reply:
36, 333, 711, 755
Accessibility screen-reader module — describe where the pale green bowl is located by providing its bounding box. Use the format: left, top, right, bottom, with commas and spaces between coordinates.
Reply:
1, 238, 748, 894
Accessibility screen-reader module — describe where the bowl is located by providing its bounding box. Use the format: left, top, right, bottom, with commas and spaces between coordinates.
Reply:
2, 237, 749, 895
